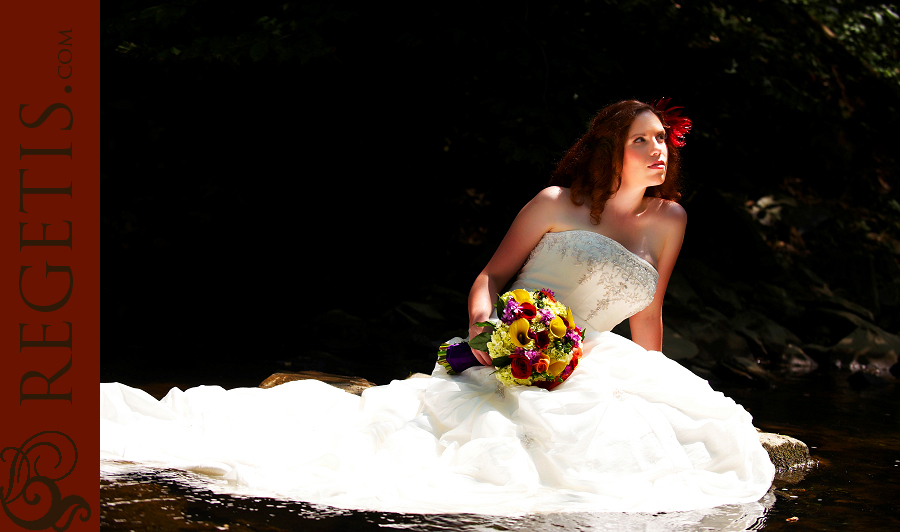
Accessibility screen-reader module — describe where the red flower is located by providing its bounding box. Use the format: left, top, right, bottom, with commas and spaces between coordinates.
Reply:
652, 97, 692, 148
539, 289, 556, 303
510, 352, 533, 380
518, 302, 537, 320
529, 329, 551, 350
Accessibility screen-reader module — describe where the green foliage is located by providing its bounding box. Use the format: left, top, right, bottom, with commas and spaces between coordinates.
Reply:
101, 0, 900, 271
801, 1, 900, 85
104, 1, 352, 64
101, 1, 899, 179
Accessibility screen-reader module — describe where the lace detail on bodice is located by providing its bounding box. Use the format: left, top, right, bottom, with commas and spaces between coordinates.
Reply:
512, 230, 659, 333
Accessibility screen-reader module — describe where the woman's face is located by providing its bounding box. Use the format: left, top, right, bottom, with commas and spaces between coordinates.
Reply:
620, 110, 668, 190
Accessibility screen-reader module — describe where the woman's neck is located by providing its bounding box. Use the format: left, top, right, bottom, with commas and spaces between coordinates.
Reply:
604, 186, 648, 220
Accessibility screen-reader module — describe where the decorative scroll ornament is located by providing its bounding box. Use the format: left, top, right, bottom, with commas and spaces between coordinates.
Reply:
1, 431, 91, 531
652, 97, 692, 147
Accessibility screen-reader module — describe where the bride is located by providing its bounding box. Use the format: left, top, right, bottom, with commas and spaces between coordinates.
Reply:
100, 99, 775, 516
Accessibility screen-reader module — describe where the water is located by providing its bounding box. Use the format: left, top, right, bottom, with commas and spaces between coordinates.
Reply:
100, 369, 899, 531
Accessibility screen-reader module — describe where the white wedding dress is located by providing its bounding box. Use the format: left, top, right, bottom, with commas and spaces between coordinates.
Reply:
100, 230, 775, 516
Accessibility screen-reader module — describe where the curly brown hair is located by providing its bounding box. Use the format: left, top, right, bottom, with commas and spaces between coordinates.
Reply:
549, 100, 685, 224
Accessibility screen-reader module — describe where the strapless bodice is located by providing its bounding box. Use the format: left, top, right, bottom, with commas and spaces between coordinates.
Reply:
510, 230, 658, 333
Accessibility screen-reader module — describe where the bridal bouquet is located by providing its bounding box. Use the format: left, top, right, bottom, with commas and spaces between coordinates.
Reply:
437, 288, 584, 390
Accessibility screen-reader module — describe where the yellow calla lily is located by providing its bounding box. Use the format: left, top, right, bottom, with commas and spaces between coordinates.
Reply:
548, 360, 568, 376
548, 316, 567, 338
509, 318, 532, 348
512, 289, 534, 305
565, 307, 576, 329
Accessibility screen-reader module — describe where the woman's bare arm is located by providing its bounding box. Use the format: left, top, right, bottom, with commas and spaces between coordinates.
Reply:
628, 201, 687, 351
467, 187, 565, 364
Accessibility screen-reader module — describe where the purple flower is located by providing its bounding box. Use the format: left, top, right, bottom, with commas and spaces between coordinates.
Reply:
501, 299, 521, 324
538, 308, 554, 326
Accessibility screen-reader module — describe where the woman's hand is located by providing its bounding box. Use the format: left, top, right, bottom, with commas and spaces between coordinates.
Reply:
468, 323, 493, 366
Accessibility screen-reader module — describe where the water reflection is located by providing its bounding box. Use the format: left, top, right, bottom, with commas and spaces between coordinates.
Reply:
101, 460, 775, 532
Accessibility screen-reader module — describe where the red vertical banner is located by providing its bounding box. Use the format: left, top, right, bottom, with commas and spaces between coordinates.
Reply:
1, 1, 99, 531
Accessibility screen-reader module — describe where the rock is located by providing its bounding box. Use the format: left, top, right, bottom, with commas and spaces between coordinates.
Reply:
832, 324, 900, 375
664, 270, 704, 309
661, 325, 699, 361
748, 282, 806, 321
259, 370, 377, 396
759, 432, 815, 474
809, 285, 875, 322
716, 355, 774, 387
847, 371, 894, 390
672, 259, 744, 317
615, 321, 701, 362
668, 307, 755, 362
781, 344, 818, 374
730, 310, 803, 362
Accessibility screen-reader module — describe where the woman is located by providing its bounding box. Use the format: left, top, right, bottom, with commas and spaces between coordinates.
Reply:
469, 99, 688, 363
100, 99, 775, 516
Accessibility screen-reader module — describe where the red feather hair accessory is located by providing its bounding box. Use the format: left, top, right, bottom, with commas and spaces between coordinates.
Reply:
652, 97, 692, 148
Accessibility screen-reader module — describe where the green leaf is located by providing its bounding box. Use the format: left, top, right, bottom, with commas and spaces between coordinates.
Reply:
491, 356, 511, 368
468, 330, 492, 352
250, 42, 269, 61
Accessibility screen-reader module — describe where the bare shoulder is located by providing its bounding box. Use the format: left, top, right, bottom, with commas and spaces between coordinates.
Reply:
533, 186, 570, 204
520, 186, 572, 218
651, 197, 686, 221
647, 198, 687, 235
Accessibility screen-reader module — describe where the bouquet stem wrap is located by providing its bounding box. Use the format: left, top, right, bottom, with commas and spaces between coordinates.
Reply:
437, 342, 482, 374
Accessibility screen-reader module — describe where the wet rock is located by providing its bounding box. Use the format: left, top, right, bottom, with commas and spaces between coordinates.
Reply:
759, 432, 815, 474
781, 344, 818, 374
832, 323, 900, 375
674, 259, 746, 317
664, 270, 704, 309
847, 371, 894, 390
669, 307, 754, 362
259, 370, 377, 395
748, 282, 806, 321
715, 355, 774, 387
809, 285, 875, 322
613, 321, 700, 361
730, 310, 803, 363
661, 325, 699, 361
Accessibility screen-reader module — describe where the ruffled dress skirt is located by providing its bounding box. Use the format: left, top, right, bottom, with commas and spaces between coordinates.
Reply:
100, 330, 775, 515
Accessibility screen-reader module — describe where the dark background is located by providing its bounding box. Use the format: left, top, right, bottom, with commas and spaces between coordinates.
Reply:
99, 0, 900, 386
